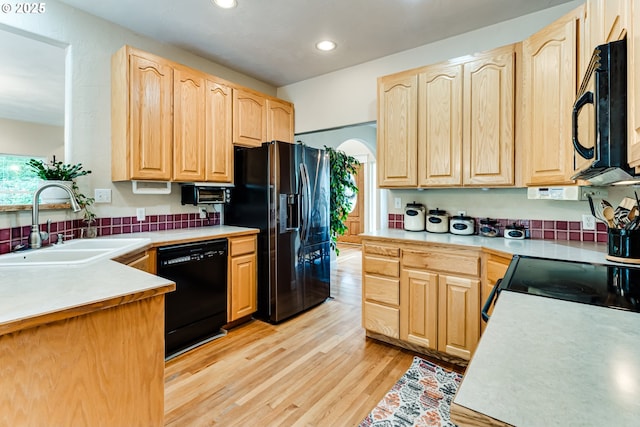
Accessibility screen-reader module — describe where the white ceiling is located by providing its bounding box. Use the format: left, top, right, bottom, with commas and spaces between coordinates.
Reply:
59, 0, 575, 87
1, 0, 576, 127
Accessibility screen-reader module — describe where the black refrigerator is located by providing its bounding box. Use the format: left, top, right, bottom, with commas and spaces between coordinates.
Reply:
225, 141, 331, 323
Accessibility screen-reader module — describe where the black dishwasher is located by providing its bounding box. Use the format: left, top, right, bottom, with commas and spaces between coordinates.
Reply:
157, 239, 227, 359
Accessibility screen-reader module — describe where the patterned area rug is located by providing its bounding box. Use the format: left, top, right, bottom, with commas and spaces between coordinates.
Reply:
359, 356, 463, 427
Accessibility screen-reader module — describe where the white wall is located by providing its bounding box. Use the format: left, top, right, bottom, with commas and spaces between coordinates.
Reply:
0, 0, 277, 229
278, 1, 583, 133
0, 118, 63, 159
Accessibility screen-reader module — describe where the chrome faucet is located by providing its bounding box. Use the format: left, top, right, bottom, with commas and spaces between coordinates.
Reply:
30, 183, 81, 249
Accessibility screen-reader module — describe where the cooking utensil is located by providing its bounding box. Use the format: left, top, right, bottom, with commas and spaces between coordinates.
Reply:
588, 195, 607, 225
602, 205, 616, 228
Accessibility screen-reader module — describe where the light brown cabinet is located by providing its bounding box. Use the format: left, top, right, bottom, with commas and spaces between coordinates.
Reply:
362, 242, 401, 338
173, 66, 206, 181
363, 239, 482, 362
481, 250, 511, 332
378, 44, 516, 188
113, 45, 292, 183
377, 72, 418, 187
112, 46, 173, 181
233, 88, 268, 147
205, 79, 234, 183
228, 235, 258, 322
522, 7, 584, 186
418, 63, 463, 186
462, 45, 516, 186
267, 98, 295, 143
113, 247, 156, 274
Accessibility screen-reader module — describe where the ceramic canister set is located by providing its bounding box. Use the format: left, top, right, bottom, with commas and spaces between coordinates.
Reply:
403, 202, 526, 239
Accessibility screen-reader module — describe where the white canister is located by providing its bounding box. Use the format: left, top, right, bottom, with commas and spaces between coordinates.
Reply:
426, 208, 449, 233
404, 202, 426, 231
504, 223, 526, 239
450, 215, 475, 235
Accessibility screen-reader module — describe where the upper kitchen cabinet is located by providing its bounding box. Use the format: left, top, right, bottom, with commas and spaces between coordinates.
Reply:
205, 79, 234, 183
522, 7, 584, 186
112, 46, 173, 181
267, 98, 295, 143
232, 88, 268, 147
377, 72, 418, 187
378, 44, 517, 188
462, 45, 516, 186
173, 65, 206, 182
418, 63, 463, 186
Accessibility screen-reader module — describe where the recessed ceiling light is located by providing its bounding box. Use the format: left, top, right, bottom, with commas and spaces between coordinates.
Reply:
212, 0, 237, 9
315, 40, 337, 52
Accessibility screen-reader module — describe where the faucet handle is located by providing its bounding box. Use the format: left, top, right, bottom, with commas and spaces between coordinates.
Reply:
55, 233, 74, 244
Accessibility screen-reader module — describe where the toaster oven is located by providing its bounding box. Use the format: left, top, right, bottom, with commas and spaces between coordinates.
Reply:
181, 185, 231, 205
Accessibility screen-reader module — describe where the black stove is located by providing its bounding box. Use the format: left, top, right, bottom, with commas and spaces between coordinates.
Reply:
482, 255, 640, 321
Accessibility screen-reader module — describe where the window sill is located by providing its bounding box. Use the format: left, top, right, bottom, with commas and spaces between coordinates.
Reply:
0, 203, 71, 212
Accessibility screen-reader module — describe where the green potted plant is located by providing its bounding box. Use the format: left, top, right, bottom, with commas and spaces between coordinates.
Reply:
27, 157, 96, 235
325, 146, 360, 255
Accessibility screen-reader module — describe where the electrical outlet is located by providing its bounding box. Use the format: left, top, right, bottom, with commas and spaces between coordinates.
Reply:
394, 197, 401, 209
94, 188, 111, 203
136, 208, 146, 221
198, 207, 207, 219
582, 214, 596, 230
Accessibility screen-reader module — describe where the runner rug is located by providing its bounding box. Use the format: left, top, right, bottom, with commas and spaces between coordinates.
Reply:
359, 356, 463, 427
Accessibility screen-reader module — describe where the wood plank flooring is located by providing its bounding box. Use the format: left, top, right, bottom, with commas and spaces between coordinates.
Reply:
164, 244, 459, 426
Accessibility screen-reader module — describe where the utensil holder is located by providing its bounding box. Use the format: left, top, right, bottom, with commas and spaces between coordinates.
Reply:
606, 228, 640, 264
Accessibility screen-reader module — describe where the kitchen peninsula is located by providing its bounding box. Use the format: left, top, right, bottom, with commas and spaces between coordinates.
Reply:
0, 225, 257, 427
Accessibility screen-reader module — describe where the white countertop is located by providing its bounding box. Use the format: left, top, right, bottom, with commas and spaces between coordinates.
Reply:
361, 229, 615, 265
0, 225, 258, 334
453, 291, 640, 427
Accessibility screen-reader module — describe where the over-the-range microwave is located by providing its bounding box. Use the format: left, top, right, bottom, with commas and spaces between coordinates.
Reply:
572, 38, 634, 185
180, 184, 232, 205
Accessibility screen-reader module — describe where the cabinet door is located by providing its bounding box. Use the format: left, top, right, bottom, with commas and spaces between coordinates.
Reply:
437, 275, 480, 360
418, 64, 463, 187
205, 79, 233, 183
482, 252, 511, 333
128, 53, 173, 180
523, 10, 580, 186
377, 73, 418, 187
229, 253, 257, 321
233, 88, 267, 147
629, 0, 640, 170
267, 99, 294, 143
173, 67, 205, 181
463, 46, 515, 186
400, 268, 438, 349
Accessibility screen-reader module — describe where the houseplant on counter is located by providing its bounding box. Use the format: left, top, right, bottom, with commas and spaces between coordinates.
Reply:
325, 146, 360, 255
28, 157, 96, 236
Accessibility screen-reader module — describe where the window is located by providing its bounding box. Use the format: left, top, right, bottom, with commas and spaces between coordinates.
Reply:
0, 154, 44, 205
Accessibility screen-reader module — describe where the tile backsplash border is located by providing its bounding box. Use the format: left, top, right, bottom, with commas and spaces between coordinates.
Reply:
388, 214, 608, 243
0, 212, 221, 255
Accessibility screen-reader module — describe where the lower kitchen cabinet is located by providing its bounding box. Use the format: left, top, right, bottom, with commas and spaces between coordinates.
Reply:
228, 235, 258, 322
362, 242, 401, 338
481, 250, 512, 332
364, 238, 482, 362
113, 247, 156, 274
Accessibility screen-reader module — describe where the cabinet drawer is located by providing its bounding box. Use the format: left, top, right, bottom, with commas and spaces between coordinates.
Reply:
230, 236, 257, 257
363, 302, 400, 338
364, 274, 400, 306
402, 249, 480, 276
363, 255, 400, 277
364, 243, 400, 257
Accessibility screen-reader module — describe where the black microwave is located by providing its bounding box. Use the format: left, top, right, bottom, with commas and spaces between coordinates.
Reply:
181, 185, 231, 205
572, 38, 633, 185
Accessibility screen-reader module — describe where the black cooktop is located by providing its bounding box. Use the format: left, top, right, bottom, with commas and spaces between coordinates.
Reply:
499, 255, 640, 313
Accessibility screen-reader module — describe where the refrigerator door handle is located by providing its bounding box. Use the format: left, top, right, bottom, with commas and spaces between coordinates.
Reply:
299, 162, 312, 242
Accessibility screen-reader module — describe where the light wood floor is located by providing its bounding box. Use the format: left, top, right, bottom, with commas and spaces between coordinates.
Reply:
164, 244, 456, 426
